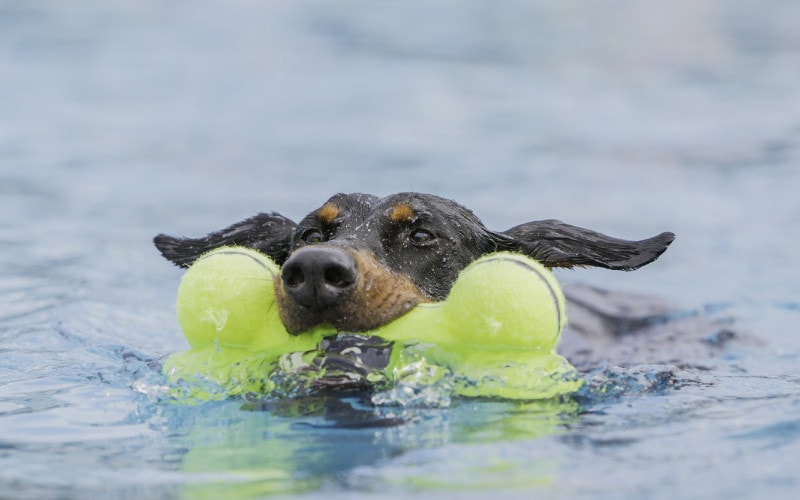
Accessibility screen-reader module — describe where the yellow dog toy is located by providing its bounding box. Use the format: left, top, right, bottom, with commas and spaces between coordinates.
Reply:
163, 247, 581, 401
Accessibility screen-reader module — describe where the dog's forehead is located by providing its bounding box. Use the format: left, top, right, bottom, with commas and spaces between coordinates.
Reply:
309, 193, 379, 224
305, 192, 483, 236
376, 193, 480, 224
375, 193, 441, 217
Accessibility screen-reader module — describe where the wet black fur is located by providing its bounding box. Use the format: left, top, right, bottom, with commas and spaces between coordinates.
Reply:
154, 192, 674, 300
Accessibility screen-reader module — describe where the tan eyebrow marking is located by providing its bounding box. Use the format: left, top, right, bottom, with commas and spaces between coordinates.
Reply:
317, 202, 340, 224
389, 203, 416, 223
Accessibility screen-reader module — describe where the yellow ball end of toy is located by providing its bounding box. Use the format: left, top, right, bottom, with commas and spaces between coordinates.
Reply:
176, 247, 286, 350
444, 253, 566, 350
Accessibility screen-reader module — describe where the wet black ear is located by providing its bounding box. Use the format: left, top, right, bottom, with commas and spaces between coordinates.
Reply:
495, 219, 674, 270
154, 212, 297, 268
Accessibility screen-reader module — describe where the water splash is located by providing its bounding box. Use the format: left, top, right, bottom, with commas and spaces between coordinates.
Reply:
575, 364, 713, 403
370, 346, 455, 408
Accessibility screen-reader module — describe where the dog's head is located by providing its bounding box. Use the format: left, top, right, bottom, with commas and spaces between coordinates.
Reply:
155, 192, 674, 334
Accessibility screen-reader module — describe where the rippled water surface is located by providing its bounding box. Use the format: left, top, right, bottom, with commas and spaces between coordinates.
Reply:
2, 1, 800, 498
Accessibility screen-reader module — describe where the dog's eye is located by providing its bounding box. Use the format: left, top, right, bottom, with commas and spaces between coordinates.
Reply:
409, 229, 435, 245
302, 229, 324, 244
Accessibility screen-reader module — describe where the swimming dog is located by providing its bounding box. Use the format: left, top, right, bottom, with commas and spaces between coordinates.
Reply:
154, 192, 674, 335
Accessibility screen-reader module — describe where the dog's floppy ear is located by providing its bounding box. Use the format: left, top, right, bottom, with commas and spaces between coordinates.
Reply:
495, 219, 674, 271
154, 212, 297, 268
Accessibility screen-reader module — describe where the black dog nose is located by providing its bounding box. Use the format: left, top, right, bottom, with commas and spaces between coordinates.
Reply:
281, 246, 358, 310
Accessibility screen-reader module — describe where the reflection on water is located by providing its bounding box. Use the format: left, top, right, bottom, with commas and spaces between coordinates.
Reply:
165, 394, 577, 496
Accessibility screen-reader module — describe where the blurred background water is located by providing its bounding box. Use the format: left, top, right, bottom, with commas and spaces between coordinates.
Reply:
1, 1, 799, 498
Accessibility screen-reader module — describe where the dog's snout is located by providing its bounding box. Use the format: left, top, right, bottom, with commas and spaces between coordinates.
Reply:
281, 247, 358, 310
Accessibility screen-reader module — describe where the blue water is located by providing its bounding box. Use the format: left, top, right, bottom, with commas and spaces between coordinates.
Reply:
2, 1, 800, 498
